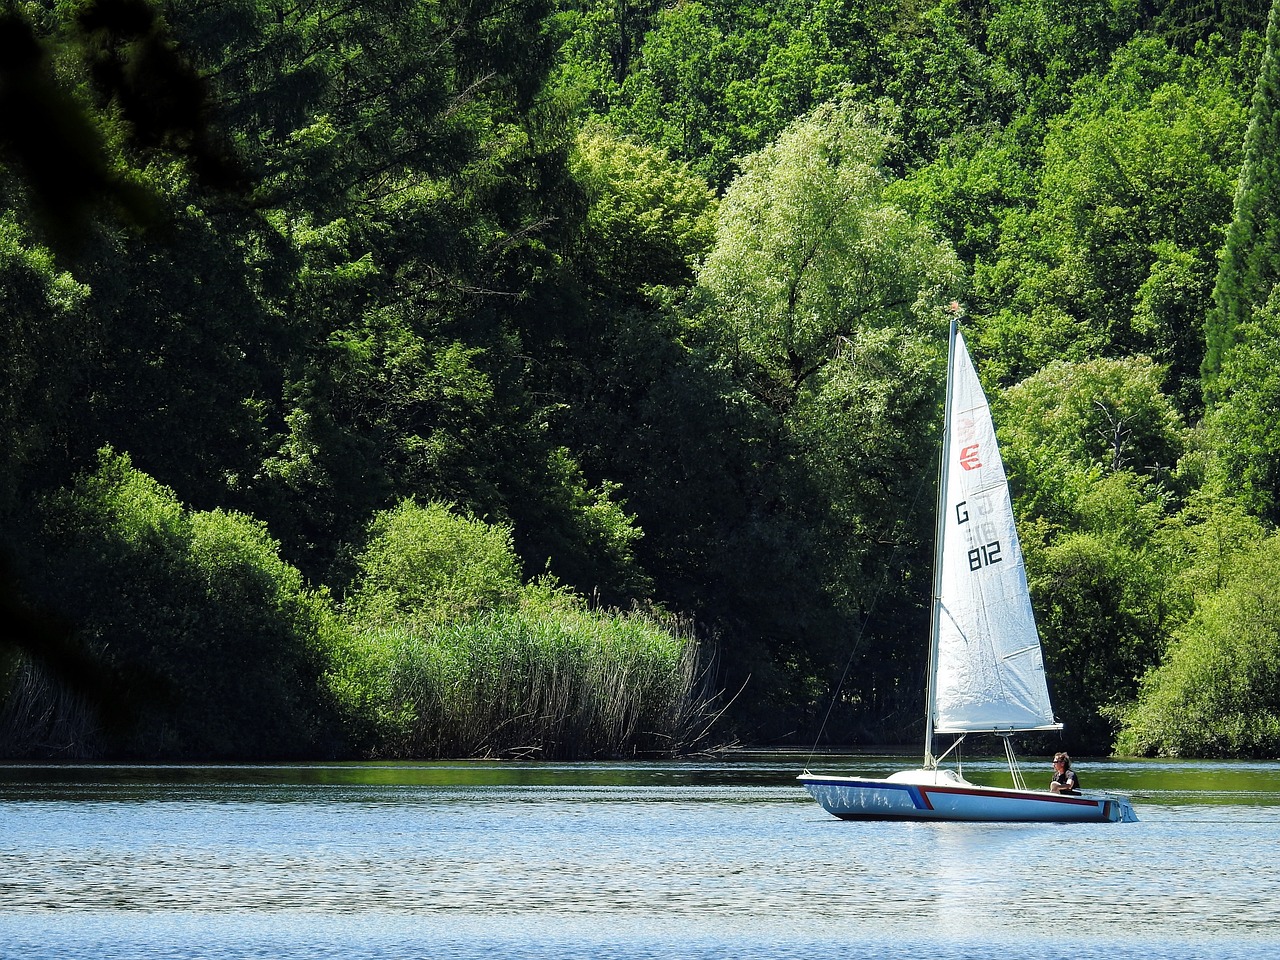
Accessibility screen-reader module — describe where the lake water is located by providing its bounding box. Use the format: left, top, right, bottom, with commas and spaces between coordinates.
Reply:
1, 754, 1277, 959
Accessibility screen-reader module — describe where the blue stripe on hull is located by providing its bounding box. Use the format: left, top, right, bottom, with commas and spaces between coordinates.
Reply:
798, 776, 1136, 823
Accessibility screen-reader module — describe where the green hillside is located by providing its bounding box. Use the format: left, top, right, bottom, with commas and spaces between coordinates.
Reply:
2, 0, 1279, 759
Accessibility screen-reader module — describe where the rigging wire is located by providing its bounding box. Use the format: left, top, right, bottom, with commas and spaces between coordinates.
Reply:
1002, 734, 1027, 791
803, 458, 937, 771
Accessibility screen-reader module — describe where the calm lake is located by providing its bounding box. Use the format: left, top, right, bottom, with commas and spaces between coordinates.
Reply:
1, 754, 1277, 959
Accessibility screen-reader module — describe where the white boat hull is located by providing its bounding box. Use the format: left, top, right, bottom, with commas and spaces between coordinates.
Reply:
798, 771, 1138, 823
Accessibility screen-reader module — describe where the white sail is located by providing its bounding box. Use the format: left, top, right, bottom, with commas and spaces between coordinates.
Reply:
931, 330, 1059, 734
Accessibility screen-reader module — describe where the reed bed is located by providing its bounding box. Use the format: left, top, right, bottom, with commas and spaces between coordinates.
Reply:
0, 657, 101, 759
345, 604, 707, 759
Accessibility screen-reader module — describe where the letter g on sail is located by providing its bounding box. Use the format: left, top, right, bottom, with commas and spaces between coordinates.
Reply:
959, 444, 983, 471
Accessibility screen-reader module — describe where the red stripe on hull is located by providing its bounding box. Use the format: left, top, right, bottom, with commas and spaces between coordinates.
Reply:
917, 784, 1100, 808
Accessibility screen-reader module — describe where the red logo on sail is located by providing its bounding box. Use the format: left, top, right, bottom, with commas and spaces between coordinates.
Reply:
959, 444, 982, 471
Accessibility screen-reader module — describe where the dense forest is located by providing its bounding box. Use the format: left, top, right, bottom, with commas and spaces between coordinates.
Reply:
3, 0, 1280, 760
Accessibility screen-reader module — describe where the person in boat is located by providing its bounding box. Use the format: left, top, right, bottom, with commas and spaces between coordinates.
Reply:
1049, 752, 1079, 793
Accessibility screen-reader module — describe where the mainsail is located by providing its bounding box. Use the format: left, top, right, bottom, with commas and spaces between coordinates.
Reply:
929, 329, 1060, 735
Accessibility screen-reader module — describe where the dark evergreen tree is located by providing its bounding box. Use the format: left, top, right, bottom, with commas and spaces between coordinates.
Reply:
1204, 0, 1280, 395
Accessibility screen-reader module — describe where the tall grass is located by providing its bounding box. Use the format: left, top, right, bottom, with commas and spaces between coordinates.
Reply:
337, 601, 708, 759
331, 498, 718, 759
0, 657, 101, 759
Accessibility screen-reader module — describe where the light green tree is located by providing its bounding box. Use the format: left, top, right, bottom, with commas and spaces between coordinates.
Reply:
700, 96, 962, 414
692, 97, 963, 736
569, 124, 717, 295
1026, 476, 1171, 751
345, 500, 523, 633
995, 355, 1185, 526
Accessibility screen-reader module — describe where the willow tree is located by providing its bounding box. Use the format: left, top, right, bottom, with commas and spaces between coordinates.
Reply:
700, 97, 961, 414
696, 97, 963, 739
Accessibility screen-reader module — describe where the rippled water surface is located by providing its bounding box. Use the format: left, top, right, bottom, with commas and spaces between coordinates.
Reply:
1, 755, 1277, 959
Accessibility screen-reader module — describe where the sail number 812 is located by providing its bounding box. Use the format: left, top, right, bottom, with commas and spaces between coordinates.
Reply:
968, 541, 1003, 571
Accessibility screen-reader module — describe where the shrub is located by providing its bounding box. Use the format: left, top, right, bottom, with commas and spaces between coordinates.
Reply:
340, 503, 707, 757
345, 499, 522, 632
1114, 533, 1280, 757
12, 448, 344, 759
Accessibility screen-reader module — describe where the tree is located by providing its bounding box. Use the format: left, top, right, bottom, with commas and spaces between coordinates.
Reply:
608, 0, 740, 187
345, 500, 523, 633
700, 97, 962, 415
995, 355, 1186, 526
569, 124, 717, 296
1152, 0, 1271, 51
975, 36, 1247, 401
1115, 532, 1280, 758
1205, 0, 1280, 392
879, 0, 1020, 173
1201, 288, 1280, 522
994, 358, 1186, 749
14, 449, 342, 759
691, 97, 963, 737
985, 0, 1140, 115
600, 0, 914, 190
1027, 479, 1171, 751
0, 219, 90, 512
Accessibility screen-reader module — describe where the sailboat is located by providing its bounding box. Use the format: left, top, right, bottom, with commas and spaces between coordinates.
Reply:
798, 319, 1137, 823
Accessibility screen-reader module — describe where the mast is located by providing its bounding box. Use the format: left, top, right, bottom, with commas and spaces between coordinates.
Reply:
924, 315, 959, 769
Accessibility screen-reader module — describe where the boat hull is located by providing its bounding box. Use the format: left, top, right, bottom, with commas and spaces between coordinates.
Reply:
798, 773, 1137, 823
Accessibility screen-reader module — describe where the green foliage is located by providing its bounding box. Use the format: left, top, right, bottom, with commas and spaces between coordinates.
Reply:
1115, 532, 1280, 758
1200, 288, 1280, 522
5, 0, 1279, 760
985, 0, 1141, 113
688, 97, 966, 737
995, 358, 1188, 750
700, 96, 961, 412
1152, 0, 1271, 51
0, 5, 166, 250
61, 193, 286, 509
570, 124, 718, 294
996, 355, 1185, 526
891, 120, 1041, 269
514, 447, 652, 604
1027, 487, 1171, 751
606, 0, 742, 187
789, 325, 943, 586
879, 0, 1022, 171
1205, 0, 1280, 391
593, 0, 917, 189
346, 500, 523, 632
975, 36, 1246, 400
20, 449, 342, 758
1152, 489, 1266, 616
336, 502, 698, 758
0, 217, 90, 511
